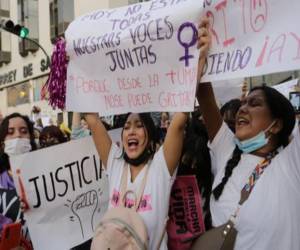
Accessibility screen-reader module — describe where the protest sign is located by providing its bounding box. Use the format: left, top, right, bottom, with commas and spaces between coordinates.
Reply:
65, 0, 202, 115
0, 188, 21, 222
213, 78, 243, 105
201, 0, 300, 82
272, 78, 298, 99
167, 175, 205, 250
9, 129, 121, 250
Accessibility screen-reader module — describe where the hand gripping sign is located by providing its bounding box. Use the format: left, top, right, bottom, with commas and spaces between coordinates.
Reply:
65, 0, 202, 115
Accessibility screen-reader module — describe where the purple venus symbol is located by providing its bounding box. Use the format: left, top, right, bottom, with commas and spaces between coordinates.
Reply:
177, 22, 198, 67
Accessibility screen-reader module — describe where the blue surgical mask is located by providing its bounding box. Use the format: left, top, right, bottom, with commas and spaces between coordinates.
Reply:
234, 121, 276, 153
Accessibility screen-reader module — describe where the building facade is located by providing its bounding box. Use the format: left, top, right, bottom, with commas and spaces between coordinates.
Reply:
0, 0, 298, 125
0, 0, 149, 125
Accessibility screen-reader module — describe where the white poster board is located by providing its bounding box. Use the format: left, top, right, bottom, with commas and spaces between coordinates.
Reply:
10, 129, 121, 250
272, 79, 299, 99
201, 0, 300, 82
212, 78, 244, 105
65, 0, 300, 114
65, 0, 202, 115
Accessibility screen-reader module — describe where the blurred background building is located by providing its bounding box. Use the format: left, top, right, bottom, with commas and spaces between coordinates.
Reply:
0, 0, 149, 126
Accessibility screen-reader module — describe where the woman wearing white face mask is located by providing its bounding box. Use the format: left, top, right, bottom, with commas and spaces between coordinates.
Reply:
0, 113, 36, 186
0, 112, 36, 246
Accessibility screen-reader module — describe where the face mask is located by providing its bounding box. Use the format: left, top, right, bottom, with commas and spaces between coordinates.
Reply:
4, 138, 32, 156
123, 147, 153, 167
234, 121, 276, 153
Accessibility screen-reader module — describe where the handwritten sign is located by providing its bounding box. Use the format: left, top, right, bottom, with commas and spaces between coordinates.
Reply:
167, 175, 205, 250
9, 129, 121, 250
201, 0, 300, 82
65, 0, 202, 115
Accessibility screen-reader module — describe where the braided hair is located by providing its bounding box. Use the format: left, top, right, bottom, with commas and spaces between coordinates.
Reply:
213, 85, 295, 200
213, 146, 241, 200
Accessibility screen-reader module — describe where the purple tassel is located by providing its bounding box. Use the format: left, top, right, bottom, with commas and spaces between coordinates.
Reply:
43, 37, 68, 110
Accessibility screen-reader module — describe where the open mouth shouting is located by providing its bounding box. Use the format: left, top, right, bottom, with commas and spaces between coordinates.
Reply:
127, 138, 139, 151
236, 116, 250, 127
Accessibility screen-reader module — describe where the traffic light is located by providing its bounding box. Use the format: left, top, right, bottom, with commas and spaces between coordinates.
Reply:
0, 19, 29, 38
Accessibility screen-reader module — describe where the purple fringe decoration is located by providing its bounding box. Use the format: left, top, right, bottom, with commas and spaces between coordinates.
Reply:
44, 37, 68, 110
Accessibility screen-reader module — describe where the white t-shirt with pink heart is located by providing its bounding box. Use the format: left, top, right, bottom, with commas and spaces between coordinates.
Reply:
106, 144, 176, 250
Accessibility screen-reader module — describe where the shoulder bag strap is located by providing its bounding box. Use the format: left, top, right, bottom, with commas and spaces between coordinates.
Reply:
133, 164, 149, 211
119, 164, 129, 207
220, 156, 275, 250
239, 157, 271, 205
230, 154, 275, 223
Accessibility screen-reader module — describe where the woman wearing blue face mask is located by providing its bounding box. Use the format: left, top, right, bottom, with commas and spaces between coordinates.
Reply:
195, 19, 299, 250
0, 112, 36, 247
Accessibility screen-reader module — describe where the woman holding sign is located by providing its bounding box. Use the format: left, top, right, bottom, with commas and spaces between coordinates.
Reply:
0, 113, 37, 199
194, 18, 300, 250
85, 110, 189, 249
0, 113, 37, 248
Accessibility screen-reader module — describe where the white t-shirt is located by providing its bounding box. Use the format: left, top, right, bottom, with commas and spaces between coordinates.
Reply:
106, 144, 176, 250
208, 122, 300, 250
292, 118, 300, 139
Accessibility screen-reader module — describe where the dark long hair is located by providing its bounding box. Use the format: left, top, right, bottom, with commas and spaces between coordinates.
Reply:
220, 99, 241, 132
39, 125, 67, 148
177, 114, 213, 229
213, 85, 296, 200
121, 113, 158, 165
0, 113, 37, 173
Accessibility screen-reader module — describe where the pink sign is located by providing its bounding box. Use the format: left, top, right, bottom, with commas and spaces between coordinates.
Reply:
167, 175, 205, 250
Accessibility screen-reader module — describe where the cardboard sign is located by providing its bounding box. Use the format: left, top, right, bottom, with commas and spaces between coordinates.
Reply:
9, 129, 121, 250
201, 0, 300, 82
65, 0, 202, 115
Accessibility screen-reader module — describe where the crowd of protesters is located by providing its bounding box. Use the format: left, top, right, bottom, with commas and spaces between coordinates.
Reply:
0, 16, 299, 250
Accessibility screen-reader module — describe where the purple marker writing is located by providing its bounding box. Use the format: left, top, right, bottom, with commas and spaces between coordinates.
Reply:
177, 22, 198, 67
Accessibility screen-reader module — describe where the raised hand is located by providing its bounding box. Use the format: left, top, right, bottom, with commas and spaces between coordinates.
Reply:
197, 17, 211, 82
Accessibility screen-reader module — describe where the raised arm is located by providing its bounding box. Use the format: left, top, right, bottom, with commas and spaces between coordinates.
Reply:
71, 112, 90, 140
85, 113, 112, 168
163, 112, 188, 176
71, 112, 81, 129
196, 18, 223, 141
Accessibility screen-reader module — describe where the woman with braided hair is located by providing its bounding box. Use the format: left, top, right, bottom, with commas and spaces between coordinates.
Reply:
195, 18, 300, 249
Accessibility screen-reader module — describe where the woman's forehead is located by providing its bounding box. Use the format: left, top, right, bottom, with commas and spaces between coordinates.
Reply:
248, 89, 264, 97
243, 89, 265, 102
8, 117, 27, 128
126, 113, 141, 122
